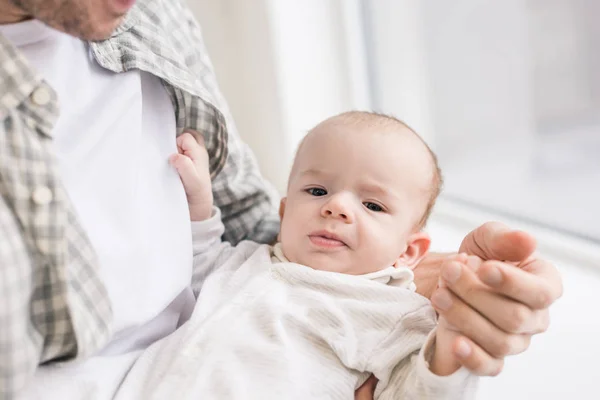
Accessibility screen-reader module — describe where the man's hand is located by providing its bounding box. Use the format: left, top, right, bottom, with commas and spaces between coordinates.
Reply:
169, 131, 213, 221
429, 222, 563, 375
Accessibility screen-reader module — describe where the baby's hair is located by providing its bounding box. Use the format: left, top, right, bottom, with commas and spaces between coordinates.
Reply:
301, 111, 443, 228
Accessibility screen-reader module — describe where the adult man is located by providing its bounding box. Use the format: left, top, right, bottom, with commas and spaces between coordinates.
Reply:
0, 0, 562, 398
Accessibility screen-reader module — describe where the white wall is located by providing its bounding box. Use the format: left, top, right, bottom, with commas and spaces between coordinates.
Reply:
186, 0, 288, 192
363, 0, 436, 145
266, 0, 349, 146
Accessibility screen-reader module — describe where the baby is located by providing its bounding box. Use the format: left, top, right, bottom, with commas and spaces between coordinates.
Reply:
117, 111, 477, 399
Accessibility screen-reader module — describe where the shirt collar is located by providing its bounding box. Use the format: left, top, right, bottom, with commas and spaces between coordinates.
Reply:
271, 242, 416, 290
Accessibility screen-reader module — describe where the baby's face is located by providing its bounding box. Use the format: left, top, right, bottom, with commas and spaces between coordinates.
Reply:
279, 121, 433, 275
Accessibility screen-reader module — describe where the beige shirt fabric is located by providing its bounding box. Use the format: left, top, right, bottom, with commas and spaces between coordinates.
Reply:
115, 208, 478, 399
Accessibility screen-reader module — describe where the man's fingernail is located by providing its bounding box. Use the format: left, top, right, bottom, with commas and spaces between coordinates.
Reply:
432, 289, 452, 311
455, 339, 472, 359
481, 266, 503, 287
442, 262, 462, 284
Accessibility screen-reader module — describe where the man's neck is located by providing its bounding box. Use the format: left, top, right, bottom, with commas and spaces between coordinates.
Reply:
0, 1, 30, 24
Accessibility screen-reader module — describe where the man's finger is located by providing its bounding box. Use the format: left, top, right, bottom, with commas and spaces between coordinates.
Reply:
432, 287, 531, 356
452, 336, 505, 377
477, 259, 563, 310
440, 260, 550, 334
460, 222, 537, 262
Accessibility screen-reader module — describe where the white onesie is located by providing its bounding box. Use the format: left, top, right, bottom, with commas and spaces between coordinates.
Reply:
115, 208, 478, 399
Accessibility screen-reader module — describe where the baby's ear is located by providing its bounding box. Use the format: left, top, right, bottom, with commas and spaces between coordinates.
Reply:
393, 232, 431, 270
276, 198, 288, 243
278, 198, 287, 220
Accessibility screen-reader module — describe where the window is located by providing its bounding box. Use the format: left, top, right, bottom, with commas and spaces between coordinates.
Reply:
362, 0, 600, 242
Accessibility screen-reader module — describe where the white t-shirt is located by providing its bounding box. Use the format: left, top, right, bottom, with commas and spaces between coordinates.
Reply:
0, 20, 195, 398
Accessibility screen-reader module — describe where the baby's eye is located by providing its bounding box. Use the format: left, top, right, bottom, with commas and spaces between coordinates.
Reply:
307, 188, 327, 196
364, 202, 383, 212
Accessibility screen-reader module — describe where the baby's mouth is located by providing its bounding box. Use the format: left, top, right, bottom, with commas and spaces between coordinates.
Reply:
308, 230, 348, 249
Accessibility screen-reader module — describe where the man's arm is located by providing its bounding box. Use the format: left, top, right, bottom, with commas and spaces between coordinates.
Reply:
0, 193, 40, 397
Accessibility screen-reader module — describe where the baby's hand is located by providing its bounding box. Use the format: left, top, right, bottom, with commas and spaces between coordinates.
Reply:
430, 254, 483, 376
169, 131, 213, 221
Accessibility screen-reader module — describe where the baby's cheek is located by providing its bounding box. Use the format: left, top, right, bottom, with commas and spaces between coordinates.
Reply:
380, 235, 408, 266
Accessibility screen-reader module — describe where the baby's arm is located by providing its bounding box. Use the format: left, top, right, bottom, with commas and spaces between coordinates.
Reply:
366, 285, 478, 399
170, 132, 238, 295
169, 131, 214, 222
429, 254, 480, 376
375, 335, 478, 400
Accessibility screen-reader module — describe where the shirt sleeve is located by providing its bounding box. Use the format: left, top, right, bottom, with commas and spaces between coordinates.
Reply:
178, 1, 281, 245
366, 306, 478, 400
0, 191, 41, 397
190, 207, 241, 296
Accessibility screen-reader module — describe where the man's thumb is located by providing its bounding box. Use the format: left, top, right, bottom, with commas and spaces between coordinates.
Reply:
459, 221, 536, 263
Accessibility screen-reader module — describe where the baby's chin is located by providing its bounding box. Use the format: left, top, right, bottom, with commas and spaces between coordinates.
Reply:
294, 254, 380, 276
281, 243, 389, 275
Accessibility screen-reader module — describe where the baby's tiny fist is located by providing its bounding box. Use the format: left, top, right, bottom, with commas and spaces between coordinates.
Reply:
168, 153, 181, 167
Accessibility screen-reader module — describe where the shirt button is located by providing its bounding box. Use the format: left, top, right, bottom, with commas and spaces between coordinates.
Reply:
25, 117, 37, 129
32, 186, 53, 205
31, 87, 51, 106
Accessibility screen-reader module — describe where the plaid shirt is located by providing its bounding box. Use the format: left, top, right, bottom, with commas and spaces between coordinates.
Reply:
0, 0, 279, 396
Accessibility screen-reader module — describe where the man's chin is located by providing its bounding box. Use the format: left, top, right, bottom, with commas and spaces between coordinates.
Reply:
47, 14, 126, 41
82, 17, 126, 41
